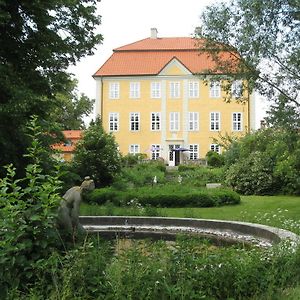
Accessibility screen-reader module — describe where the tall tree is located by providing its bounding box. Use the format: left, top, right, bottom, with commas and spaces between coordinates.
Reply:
197, 0, 299, 111
51, 79, 95, 130
0, 0, 102, 173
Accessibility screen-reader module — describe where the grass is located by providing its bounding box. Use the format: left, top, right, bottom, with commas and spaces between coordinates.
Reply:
81, 195, 300, 229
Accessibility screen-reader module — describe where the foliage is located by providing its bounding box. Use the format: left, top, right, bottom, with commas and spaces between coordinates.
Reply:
49, 79, 95, 130
121, 153, 148, 167
178, 165, 225, 187
114, 161, 166, 189
223, 128, 300, 195
72, 117, 122, 187
0, 116, 63, 297
9, 236, 300, 300
206, 150, 225, 167
198, 0, 300, 111
85, 185, 240, 208
225, 151, 275, 195
0, 0, 102, 174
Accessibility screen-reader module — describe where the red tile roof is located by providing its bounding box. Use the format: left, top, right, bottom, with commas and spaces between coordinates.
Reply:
94, 37, 237, 77
52, 130, 82, 152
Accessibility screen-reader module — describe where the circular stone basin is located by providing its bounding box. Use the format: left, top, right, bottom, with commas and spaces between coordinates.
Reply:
79, 216, 300, 248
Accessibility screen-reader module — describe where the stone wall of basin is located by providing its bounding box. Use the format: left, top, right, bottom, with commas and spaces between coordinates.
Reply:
79, 216, 299, 247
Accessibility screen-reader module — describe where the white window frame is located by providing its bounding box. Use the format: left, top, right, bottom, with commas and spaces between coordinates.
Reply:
169, 112, 180, 131
188, 112, 199, 131
151, 82, 161, 98
129, 82, 140, 99
231, 80, 242, 98
210, 144, 221, 154
170, 82, 180, 98
232, 112, 243, 131
129, 144, 140, 155
109, 112, 119, 132
189, 144, 199, 160
129, 112, 140, 131
151, 144, 160, 160
151, 112, 161, 131
188, 81, 199, 98
209, 81, 221, 98
109, 82, 120, 99
210, 112, 221, 131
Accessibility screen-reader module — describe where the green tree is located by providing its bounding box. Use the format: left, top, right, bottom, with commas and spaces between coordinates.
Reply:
0, 0, 102, 173
51, 79, 95, 130
72, 117, 122, 187
197, 0, 299, 109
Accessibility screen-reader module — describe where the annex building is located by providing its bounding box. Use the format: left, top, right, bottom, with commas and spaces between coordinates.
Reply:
93, 29, 255, 166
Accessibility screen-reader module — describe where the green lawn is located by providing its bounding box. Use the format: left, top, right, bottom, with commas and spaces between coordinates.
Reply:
81, 195, 300, 232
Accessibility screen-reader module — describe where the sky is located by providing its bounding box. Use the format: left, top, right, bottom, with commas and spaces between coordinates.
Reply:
69, 0, 268, 128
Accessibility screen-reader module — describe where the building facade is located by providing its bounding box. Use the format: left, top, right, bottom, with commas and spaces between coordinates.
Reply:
94, 29, 255, 166
52, 130, 82, 161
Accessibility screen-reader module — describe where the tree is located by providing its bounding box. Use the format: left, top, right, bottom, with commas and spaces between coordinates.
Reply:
50, 79, 95, 130
197, 0, 299, 110
0, 0, 102, 174
72, 117, 122, 187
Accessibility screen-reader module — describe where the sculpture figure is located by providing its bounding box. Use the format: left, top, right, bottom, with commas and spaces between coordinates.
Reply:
58, 176, 95, 240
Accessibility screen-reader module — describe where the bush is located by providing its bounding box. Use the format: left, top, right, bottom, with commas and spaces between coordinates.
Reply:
72, 117, 122, 187
0, 117, 63, 297
85, 185, 240, 208
116, 162, 166, 187
225, 151, 275, 195
178, 166, 225, 187
206, 150, 225, 167
223, 128, 300, 195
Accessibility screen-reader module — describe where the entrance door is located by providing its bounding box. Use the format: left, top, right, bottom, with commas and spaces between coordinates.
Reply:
168, 144, 180, 166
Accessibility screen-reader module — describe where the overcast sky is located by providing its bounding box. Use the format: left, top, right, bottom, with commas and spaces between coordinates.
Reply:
69, 0, 267, 127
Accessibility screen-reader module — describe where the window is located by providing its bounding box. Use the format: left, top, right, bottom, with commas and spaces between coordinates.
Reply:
130, 82, 140, 98
210, 144, 221, 154
151, 82, 161, 98
232, 112, 242, 131
209, 81, 221, 98
210, 112, 220, 131
189, 144, 199, 160
231, 80, 242, 98
170, 82, 180, 98
109, 82, 119, 99
170, 112, 180, 131
129, 144, 140, 155
188, 112, 199, 131
109, 112, 119, 131
188, 81, 199, 98
130, 112, 140, 131
151, 144, 160, 160
151, 112, 161, 131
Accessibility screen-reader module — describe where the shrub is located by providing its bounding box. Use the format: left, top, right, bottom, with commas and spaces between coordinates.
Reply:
179, 166, 225, 187
72, 117, 122, 187
0, 116, 63, 297
206, 150, 225, 167
225, 151, 275, 195
117, 162, 166, 187
85, 186, 240, 208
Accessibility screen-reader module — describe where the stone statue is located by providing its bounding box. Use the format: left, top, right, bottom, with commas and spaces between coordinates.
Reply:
58, 176, 95, 240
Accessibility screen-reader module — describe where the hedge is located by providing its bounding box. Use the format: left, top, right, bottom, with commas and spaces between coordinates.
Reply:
84, 186, 240, 208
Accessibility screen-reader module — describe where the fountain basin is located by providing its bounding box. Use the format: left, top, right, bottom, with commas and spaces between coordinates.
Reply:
80, 216, 299, 248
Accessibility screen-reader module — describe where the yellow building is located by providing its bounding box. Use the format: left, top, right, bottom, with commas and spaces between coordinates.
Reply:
93, 29, 255, 166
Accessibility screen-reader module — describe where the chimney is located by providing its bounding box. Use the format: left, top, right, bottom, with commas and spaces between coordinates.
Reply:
150, 28, 158, 39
